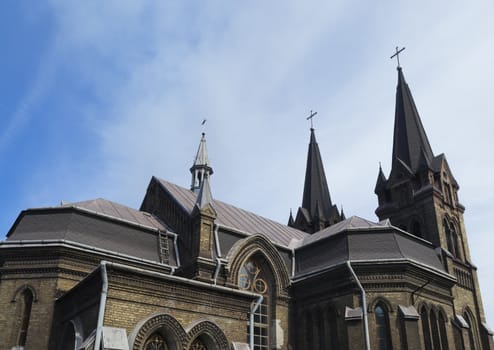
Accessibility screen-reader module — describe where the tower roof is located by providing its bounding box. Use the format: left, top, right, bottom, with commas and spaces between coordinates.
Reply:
392, 67, 434, 172
192, 132, 212, 171
194, 174, 214, 211
302, 128, 334, 220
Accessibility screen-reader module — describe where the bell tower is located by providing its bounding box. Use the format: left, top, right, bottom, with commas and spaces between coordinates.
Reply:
190, 132, 213, 193
375, 65, 491, 346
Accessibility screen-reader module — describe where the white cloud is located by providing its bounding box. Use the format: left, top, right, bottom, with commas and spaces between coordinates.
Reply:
8, 0, 494, 325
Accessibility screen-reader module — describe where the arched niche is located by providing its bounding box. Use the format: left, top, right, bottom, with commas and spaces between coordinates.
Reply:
185, 320, 229, 350
130, 312, 187, 350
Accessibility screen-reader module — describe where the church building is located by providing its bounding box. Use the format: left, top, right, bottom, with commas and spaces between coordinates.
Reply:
0, 65, 492, 350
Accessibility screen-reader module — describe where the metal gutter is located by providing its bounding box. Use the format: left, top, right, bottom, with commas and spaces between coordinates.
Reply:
99, 260, 259, 298
94, 262, 108, 350
347, 261, 370, 350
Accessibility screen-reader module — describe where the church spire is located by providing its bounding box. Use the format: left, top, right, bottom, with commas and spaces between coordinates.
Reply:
392, 67, 434, 172
290, 127, 342, 233
302, 128, 333, 220
190, 133, 213, 193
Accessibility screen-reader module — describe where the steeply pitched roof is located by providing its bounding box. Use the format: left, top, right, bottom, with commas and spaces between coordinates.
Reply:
302, 128, 334, 220
194, 175, 215, 211
156, 178, 307, 246
392, 67, 435, 173
193, 132, 212, 169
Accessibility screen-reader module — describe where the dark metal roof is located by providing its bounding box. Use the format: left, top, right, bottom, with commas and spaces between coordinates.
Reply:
301, 128, 335, 221
300, 216, 389, 246
392, 67, 435, 173
6, 199, 177, 266
295, 217, 447, 277
157, 178, 307, 246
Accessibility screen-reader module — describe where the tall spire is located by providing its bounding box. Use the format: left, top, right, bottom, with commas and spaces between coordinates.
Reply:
290, 127, 342, 233
392, 67, 434, 172
302, 128, 333, 220
190, 133, 213, 193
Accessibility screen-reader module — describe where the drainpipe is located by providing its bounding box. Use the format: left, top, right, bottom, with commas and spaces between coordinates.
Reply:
347, 261, 370, 350
171, 232, 181, 270
250, 295, 264, 350
213, 257, 224, 285
94, 261, 109, 350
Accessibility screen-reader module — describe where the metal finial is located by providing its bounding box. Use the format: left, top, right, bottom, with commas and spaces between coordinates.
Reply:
390, 46, 406, 68
306, 110, 318, 129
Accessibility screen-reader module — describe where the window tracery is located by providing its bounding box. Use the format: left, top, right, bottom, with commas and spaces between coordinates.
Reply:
144, 333, 168, 350
190, 338, 207, 350
239, 256, 271, 350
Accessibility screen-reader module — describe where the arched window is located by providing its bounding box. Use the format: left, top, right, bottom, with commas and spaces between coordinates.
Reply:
17, 288, 34, 347
325, 306, 339, 350
438, 312, 449, 350
305, 312, 313, 350
144, 333, 168, 350
317, 309, 325, 350
430, 310, 441, 350
421, 307, 433, 350
190, 338, 207, 350
375, 304, 392, 350
239, 255, 272, 350
464, 313, 476, 350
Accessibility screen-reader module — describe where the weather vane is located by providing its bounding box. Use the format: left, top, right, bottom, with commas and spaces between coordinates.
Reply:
306, 110, 317, 129
390, 46, 406, 68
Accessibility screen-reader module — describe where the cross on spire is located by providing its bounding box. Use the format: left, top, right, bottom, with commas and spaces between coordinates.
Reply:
390, 46, 406, 68
307, 110, 318, 129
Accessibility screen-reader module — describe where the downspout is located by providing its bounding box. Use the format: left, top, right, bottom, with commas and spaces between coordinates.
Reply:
213, 257, 224, 285
171, 232, 181, 270
94, 261, 109, 350
291, 247, 296, 277
347, 261, 370, 350
250, 295, 264, 350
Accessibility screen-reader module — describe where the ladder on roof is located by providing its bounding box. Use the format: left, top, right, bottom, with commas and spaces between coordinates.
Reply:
158, 230, 170, 265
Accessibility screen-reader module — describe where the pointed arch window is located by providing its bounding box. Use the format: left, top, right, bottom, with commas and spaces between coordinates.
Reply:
326, 307, 339, 350
430, 311, 441, 350
464, 313, 476, 350
438, 312, 449, 350
444, 219, 461, 259
144, 333, 168, 350
190, 338, 207, 350
305, 312, 313, 349
17, 288, 34, 347
375, 304, 392, 350
239, 256, 272, 350
421, 307, 433, 350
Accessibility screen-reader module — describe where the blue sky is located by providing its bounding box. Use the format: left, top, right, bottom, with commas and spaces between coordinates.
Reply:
1, 1, 493, 323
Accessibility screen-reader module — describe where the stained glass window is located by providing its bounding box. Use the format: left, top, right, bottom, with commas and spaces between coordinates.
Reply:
239, 258, 270, 350
144, 333, 168, 350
